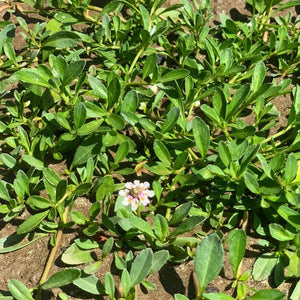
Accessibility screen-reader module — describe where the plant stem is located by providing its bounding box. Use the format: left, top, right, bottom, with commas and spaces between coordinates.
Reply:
188, 148, 200, 161
241, 211, 248, 232
36, 207, 69, 299
39, 229, 63, 285
127, 47, 145, 78
165, 207, 171, 220
261, 124, 292, 144
192, 270, 200, 298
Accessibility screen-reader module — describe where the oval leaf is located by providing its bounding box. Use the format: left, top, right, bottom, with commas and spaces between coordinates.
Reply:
41, 268, 81, 290
8, 279, 33, 300
193, 117, 210, 159
244, 172, 260, 194
130, 248, 153, 287
17, 210, 49, 235
194, 233, 224, 292
161, 107, 180, 134
61, 243, 94, 265
153, 140, 171, 166
43, 31, 80, 48
73, 274, 105, 295
229, 229, 246, 278
161, 69, 190, 83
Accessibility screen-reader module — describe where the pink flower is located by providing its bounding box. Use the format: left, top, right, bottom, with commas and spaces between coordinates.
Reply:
118, 180, 154, 211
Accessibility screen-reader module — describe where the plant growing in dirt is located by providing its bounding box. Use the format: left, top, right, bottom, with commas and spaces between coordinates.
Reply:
0, 0, 300, 299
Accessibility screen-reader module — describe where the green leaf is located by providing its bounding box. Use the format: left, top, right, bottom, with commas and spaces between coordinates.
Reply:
96, 175, 114, 201
161, 107, 180, 134
153, 214, 169, 241
139, 4, 150, 31
168, 216, 206, 238
247, 289, 285, 300
225, 84, 250, 121
41, 268, 81, 290
290, 280, 300, 300
239, 144, 260, 175
61, 243, 94, 265
115, 142, 129, 164
73, 273, 105, 295
72, 135, 101, 166
114, 252, 127, 270
43, 31, 80, 48
194, 233, 224, 293
43, 167, 61, 186
53, 113, 72, 131
244, 172, 260, 194
27, 196, 52, 210
0, 180, 11, 201
0, 153, 16, 168
121, 90, 139, 113
54, 12, 83, 24
15, 68, 52, 88
55, 179, 67, 202
102, 237, 114, 257
274, 204, 300, 230
130, 217, 156, 239
269, 223, 294, 241
17, 126, 30, 152
229, 230, 246, 278
121, 269, 131, 297
142, 53, 157, 80
88, 76, 107, 99
203, 294, 235, 300
284, 153, 298, 184
252, 253, 278, 281
153, 140, 171, 166
77, 119, 103, 136
107, 78, 121, 110
106, 114, 125, 130
201, 104, 220, 124
74, 238, 99, 250
193, 117, 210, 159
169, 201, 193, 225
22, 155, 44, 170
105, 273, 115, 299
252, 61, 266, 93
62, 60, 85, 86
83, 260, 102, 275
0, 233, 46, 254
17, 210, 49, 234
288, 251, 300, 277
7, 279, 33, 300
160, 69, 190, 83
99, 1, 121, 17
274, 1, 300, 13
130, 248, 153, 287
149, 250, 169, 274
0, 24, 15, 53
83, 222, 99, 237
71, 211, 88, 225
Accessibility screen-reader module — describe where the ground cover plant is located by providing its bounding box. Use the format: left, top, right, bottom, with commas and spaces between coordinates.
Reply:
0, 0, 300, 299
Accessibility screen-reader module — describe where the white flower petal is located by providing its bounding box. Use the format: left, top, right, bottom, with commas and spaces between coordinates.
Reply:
125, 182, 134, 189
122, 196, 132, 206
131, 198, 139, 211
119, 189, 129, 196
143, 182, 150, 189
140, 196, 149, 206
133, 180, 140, 187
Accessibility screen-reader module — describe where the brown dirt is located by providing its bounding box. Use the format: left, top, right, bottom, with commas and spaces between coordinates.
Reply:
0, 1, 299, 299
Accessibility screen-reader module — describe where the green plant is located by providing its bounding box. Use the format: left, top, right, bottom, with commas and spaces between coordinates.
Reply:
0, 0, 300, 298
